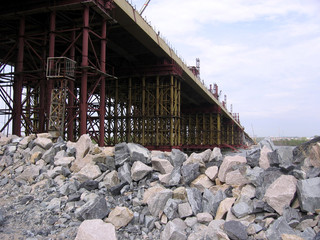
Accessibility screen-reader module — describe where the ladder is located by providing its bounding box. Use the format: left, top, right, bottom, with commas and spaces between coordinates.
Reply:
46, 57, 76, 137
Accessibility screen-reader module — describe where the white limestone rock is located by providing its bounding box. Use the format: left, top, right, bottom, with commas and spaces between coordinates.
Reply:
178, 202, 193, 218
75, 134, 92, 160
34, 137, 53, 150
105, 206, 134, 230
218, 155, 247, 183
131, 160, 153, 181
152, 157, 174, 174
75, 219, 117, 240
190, 174, 214, 192
103, 170, 120, 189
240, 184, 256, 199
259, 145, 271, 169
161, 220, 187, 240
209, 147, 223, 162
54, 156, 75, 167
143, 185, 165, 204
196, 212, 213, 224
205, 166, 219, 181
215, 197, 236, 220
77, 163, 102, 180
71, 154, 94, 173
264, 175, 297, 215
225, 169, 250, 186
15, 165, 41, 183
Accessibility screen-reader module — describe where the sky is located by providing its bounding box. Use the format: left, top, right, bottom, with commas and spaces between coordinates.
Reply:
131, 0, 320, 138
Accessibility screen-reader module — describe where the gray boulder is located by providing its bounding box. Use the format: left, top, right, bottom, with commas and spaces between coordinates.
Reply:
283, 207, 301, 228
181, 163, 200, 185
244, 166, 264, 186
258, 138, 275, 151
75, 196, 109, 220
297, 177, 320, 213
109, 181, 128, 196
293, 136, 320, 164
118, 162, 132, 184
231, 196, 253, 218
268, 147, 295, 171
203, 189, 226, 217
164, 198, 181, 220
204, 220, 226, 240
265, 216, 297, 240
253, 168, 282, 199
147, 189, 172, 217
59, 181, 79, 196
299, 227, 316, 239
114, 142, 130, 166
246, 147, 261, 167
202, 188, 215, 215
315, 232, 320, 240
168, 167, 181, 186
79, 180, 99, 191
161, 220, 187, 240
252, 199, 275, 214
186, 187, 202, 215
171, 149, 186, 168
223, 220, 248, 240
127, 143, 150, 164
0, 208, 5, 226
42, 146, 57, 164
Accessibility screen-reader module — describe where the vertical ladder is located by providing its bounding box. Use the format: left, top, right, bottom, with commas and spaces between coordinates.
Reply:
46, 57, 76, 137
48, 78, 68, 136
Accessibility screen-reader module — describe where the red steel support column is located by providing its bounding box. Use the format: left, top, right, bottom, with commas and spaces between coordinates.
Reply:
99, 19, 107, 146
80, 6, 89, 135
13, 17, 25, 136
67, 29, 76, 141
47, 11, 56, 123
39, 37, 47, 132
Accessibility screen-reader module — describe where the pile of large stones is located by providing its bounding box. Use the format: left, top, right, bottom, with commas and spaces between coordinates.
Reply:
0, 133, 319, 240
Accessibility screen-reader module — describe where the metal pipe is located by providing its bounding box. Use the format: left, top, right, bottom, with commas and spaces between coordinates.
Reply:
67, 29, 76, 141
99, 19, 107, 146
139, 0, 151, 14
80, 6, 89, 135
13, 16, 25, 136
47, 11, 56, 122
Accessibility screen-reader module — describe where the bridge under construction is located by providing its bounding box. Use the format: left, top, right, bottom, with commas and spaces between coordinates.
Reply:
0, 0, 253, 150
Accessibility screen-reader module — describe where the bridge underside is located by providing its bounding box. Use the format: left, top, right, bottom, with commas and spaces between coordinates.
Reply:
0, 0, 248, 150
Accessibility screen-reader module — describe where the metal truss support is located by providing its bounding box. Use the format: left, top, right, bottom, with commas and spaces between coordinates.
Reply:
12, 17, 25, 136
105, 75, 180, 148
181, 108, 222, 148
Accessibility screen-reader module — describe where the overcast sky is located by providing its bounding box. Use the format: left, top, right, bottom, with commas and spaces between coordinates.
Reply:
132, 0, 320, 138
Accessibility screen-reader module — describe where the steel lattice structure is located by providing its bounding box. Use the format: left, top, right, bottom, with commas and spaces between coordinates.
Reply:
0, 0, 253, 150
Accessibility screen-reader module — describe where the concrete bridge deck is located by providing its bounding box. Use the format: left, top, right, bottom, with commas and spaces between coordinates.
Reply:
0, 0, 253, 150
